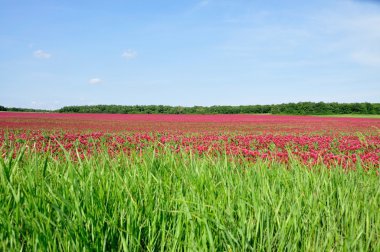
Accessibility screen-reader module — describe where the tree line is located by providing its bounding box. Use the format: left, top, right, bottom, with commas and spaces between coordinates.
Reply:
1, 102, 379, 115
57, 102, 379, 115
0, 106, 48, 113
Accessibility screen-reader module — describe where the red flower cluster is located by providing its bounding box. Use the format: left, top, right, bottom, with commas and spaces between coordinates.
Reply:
1, 112, 379, 169
1, 112, 379, 134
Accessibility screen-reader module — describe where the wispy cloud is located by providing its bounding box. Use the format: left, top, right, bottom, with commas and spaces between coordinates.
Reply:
198, 0, 209, 7
33, 49, 51, 59
31, 100, 60, 110
186, 0, 211, 14
216, 0, 380, 71
351, 0, 380, 4
121, 49, 137, 60
314, 4, 380, 66
88, 78, 102, 85
351, 51, 380, 67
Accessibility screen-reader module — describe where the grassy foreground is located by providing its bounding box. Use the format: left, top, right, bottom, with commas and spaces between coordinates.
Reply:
0, 147, 379, 251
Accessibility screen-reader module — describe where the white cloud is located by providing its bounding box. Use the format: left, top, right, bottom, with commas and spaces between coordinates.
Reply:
121, 49, 137, 60
88, 78, 102, 85
216, 0, 380, 71
187, 0, 211, 13
351, 51, 380, 67
198, 0, 209, 7
31, 100, 61, 110
315, 8, 380, 67
33, 49, 51, 59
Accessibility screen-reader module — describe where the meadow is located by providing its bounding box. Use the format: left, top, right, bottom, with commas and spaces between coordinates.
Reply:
0, 112, 379, 251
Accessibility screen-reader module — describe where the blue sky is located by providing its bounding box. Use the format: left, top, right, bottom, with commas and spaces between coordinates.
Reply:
1, 0, 379, 109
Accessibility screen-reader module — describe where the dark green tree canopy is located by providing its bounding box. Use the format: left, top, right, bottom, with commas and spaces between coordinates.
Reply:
57, 102, 380, 115
2, 102, 379, 115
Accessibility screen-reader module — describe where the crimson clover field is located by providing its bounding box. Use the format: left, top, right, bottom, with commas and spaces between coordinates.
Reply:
0, 112, 379, 250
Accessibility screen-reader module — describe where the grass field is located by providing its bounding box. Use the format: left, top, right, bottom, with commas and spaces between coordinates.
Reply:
0, 112, 379, 251
315, 114, 380, 119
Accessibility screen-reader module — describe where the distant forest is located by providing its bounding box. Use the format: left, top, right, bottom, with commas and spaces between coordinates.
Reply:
2, 102, 378, 115
1, 102, 379, 115
0, 106, 49, 113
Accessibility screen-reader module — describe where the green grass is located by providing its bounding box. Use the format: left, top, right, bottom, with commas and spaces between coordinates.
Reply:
1, 147, 379, 251
315, 114, 380, 119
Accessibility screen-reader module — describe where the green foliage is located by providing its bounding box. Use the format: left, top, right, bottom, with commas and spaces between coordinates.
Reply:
269, 102, 380, 115
56, 102, 380, 115
2, 103, 379, 115
0, 147, 379, 250
1, 106, 49, 112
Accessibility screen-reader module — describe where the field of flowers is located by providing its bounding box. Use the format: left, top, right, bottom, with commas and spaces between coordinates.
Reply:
0, 112, 379, 251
